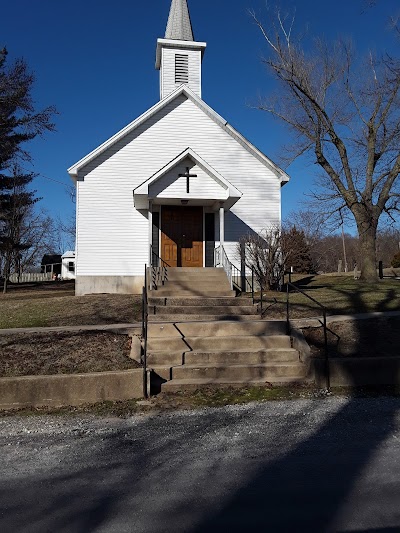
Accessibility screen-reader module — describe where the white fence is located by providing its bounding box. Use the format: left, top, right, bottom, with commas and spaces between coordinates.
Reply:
9, 272, 53, 283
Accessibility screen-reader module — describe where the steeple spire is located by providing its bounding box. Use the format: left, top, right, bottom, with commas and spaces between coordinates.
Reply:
165, 0, 194, 41
156, 0, 206, 99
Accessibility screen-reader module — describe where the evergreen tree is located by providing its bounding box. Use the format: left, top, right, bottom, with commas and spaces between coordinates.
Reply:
0, 48, 56, 171
282, 226, 315, 274
0, 165, 39, 292
0, 47, 56, 290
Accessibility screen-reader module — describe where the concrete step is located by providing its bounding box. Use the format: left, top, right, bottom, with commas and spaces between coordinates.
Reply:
148, 353, 184, 366
163, 267, 222, 273
147, 334, 291, 353
161, 267, 226, 275
150, 305, 258, 315
162, 377, 308, 392
148, 314, 260, 322
147, 348, 299, 366
147, 337, 187, 353
157, 282, 232, 291
184, 349, 300, 365
148, 297, 252, 307
148, 289, 236, 297
171, 362, 306, 380
174, 320, 287, 338
147, 321, 287, 339
163, 273, 231, 281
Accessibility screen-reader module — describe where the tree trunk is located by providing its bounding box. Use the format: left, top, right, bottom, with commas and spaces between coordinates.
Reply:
357, 222, 378, 282
2, 253, 11, 294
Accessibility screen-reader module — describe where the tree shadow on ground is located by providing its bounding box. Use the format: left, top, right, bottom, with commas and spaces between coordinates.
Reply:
192, 286, 400, 531
1, 281, 400, 531
193, 399, 399, 532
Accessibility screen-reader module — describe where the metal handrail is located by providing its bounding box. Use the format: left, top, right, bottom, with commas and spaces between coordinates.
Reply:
150, 246, 170, 290
285, 275, 329, 390
214, 245, 255, 305
260, 285, 278, 318
150, 246, 171, 269
141, 266, 149, 398
214, 245, 232, 286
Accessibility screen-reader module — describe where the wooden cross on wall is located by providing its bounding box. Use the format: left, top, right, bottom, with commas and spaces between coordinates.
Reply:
179, 167, 198, 194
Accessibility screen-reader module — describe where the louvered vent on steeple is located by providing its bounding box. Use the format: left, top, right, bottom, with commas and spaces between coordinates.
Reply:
156, 0, 207, 99
175, 54, 189, 84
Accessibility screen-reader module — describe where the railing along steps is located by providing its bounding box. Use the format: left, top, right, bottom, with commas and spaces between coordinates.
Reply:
145, 268, 310, 392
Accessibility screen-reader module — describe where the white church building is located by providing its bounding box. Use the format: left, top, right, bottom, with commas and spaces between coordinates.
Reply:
68, 0, 289, 295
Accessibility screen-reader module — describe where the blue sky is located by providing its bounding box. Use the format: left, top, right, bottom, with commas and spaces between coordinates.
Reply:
1, 0, 399, 235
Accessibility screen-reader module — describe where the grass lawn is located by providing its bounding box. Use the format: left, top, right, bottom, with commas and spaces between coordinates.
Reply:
0, 275, 399, 328
257, 274, 400, 319
0, 281, 142, 329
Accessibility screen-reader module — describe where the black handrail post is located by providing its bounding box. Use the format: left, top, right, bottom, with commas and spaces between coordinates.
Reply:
142, 265, 149, 399
260, 284, 263, 317
141, 286, 145, 339
286, 280, 290, 335
142, 287, 147, 399
285, 280, 329, 390
323, 309, 330, 391
240, 243, 246, 293
251, 268, 255, 305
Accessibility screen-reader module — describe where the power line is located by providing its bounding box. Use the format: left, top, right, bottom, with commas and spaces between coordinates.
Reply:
38, 173, 73, 190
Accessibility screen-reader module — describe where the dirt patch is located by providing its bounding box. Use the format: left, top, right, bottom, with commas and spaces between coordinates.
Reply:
0, 331, 141, 377
302, 317, 400, 358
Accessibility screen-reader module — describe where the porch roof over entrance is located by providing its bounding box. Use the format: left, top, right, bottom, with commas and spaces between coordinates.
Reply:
133, 147, 242, 210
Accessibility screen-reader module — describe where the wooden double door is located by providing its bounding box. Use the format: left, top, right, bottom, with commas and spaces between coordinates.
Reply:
161, 206, 203, 267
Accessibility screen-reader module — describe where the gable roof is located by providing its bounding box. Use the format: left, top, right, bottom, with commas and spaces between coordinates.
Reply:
67, 85, 290, 185
133, 148, 242, 209
165, 0, 194, 41
137, 147, 242, 195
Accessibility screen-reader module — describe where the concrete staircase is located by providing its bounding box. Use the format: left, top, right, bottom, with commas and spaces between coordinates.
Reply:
148, 267, 259, 322
149, 267, 235, 298
146, 268, 309, 392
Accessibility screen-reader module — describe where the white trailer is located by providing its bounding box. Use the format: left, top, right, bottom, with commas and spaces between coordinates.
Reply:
61, 251, 76, 280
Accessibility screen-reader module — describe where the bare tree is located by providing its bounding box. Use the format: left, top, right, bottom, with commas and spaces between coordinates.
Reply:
55, 214, 75, 253
17, 208, 58, 272
251, 7, 400, 282
1, 201, 57, 292
240, 228, 289, 290
57, 184, 76, 252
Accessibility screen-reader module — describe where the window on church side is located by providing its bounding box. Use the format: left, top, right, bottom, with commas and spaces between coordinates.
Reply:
175, 54, 189, 84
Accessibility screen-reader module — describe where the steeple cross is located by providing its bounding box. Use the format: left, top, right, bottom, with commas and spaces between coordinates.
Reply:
179, 167, 198, 193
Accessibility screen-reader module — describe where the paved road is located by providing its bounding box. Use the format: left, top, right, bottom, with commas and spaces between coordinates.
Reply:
1, 397, 400, 532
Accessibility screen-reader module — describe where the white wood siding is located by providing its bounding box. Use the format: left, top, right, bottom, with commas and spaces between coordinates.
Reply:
161, 47, 202, 98
149, 160, 226, 200
76, 94, 281, 276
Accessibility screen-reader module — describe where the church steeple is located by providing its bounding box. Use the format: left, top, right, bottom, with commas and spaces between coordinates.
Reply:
156, 0, 207, 100
165, 0, 194, 41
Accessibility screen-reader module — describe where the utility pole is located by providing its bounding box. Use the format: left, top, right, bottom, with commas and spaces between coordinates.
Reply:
340, 209, 348, 273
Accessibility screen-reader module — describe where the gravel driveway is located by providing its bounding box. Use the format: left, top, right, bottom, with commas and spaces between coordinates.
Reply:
1, 397, 400, 532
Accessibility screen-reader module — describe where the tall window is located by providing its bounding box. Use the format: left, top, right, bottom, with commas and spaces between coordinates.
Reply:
175, 54, 189, 84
